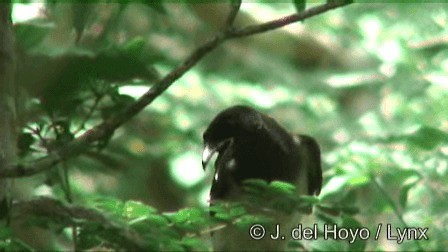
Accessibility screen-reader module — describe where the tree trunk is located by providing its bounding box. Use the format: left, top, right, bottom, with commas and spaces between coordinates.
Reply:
0, 3, 16, 220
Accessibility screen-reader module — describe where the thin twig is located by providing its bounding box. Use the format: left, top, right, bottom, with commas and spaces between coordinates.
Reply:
228, 0, 352, 38
0, 1, 352, 178
26, 125, 49, 152
73, 94, 103, 135
225, 0, 241, 30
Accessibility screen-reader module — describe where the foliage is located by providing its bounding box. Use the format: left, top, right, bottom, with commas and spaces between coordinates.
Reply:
0, 1, 447, 251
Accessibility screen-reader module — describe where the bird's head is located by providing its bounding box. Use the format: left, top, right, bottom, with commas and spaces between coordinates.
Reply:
202, 105, 264, 170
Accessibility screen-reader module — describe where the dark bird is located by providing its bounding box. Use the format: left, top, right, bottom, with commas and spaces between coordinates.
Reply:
202, 105, 322, 251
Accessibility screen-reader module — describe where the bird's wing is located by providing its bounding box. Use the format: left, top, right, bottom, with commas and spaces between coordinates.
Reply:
294, 134, 322, 196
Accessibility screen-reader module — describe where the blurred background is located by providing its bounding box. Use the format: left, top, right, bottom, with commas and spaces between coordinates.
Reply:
4, 1, 448, 251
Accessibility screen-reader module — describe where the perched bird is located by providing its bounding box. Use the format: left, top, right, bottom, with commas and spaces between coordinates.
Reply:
202, 105, 322, 251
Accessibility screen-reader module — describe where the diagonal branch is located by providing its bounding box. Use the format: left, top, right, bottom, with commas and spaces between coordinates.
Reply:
0, 0, 352, 178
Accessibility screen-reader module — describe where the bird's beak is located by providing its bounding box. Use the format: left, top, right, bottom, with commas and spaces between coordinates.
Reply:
202, 144, 217, 170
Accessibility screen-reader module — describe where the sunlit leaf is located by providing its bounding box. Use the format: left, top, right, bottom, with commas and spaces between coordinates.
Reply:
124, 200, 157, 219
268, 180, 296, 195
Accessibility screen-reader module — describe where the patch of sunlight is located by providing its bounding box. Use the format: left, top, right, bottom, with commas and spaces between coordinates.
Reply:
432, 8, 447, 27
271, 86, 290, 102
332, 128, 350, 144
380, 92, 403, 119
127, 138, 147, 155
118, 85, 150, 99
12, 3, 43, 23
170, 151, 204, 188
378, 40, 402, 63
391, 150, 415, 168
118, 85, 173, 113
168, 70, 206, 104
424, 158, 443, 174
441, 59, 448, 73
326, 71, 382, 88
424, 72, 448, 89
239, 85, 275, 109
358, 112, 383, 136
149, 95, 171, 113
33, 184, 53, 197
358, 15, 381, 50
72, 171, 97, 193
240, 3, 289, 22
435, 156, 447, 175
212, 80, 238, 104
349, 141, 381, 156
173, 108, 193, 131
319, 176, 348, 198
306, 94, 336, 117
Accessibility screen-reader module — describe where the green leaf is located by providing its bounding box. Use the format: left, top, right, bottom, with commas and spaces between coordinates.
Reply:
168, 208, 204, 224
209, 204, 225, 215
341, 214, 367, 251
0, 227, 11, 239
268, 181, 296, 195
399, 181, 418, 208
72, 4, 92, 42
341, 213, 363, 227
316, 204, 359, 216
165, 208, 209, 232
242, 179, 269, 189
124, 200, 157, 219
347, 174, 370, 186
101, 94, 135, 120
145, 214, 169, 226
234, 214, 273, 230
242, 179, 269, 196
14, 21, 53, 51
315, 210, 338, 225
92, 197, 125, 217
310, 238, 345, 252
0, 233, 33, 252
142, 0, 167, 14
17, 132, 35, 156
181, 237, 209, 251
382, 168, 421, 189
229, 204, 246, 217
293, 0, 306, 13
407, 126, 448, 150
319, 176, 350, 199
124, 37, 146, 59
288, 240, 305, 249
271, 197, 297, 214
299, 195, 320, 204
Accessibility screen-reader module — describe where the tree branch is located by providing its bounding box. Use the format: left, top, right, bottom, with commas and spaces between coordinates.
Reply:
228, 0, 352, 38
0, 3, 15, 218
0, 1, 352, 178
12, 197, 147, 250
